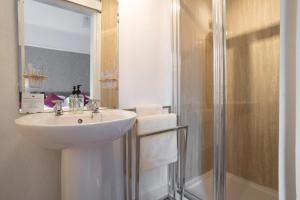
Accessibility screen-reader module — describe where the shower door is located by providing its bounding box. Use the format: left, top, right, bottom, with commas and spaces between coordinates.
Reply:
174, 0, 215, 199
174, 0, 279, 199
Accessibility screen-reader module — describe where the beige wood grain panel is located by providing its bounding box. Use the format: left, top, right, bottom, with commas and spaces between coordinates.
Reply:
101, 0, 118, 108
226, 0, 280, 190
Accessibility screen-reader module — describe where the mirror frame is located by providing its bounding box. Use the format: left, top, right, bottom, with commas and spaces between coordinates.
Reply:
17, 0, 102, 112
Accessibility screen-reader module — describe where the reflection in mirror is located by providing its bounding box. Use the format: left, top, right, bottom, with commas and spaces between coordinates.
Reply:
18, 0, 96, 112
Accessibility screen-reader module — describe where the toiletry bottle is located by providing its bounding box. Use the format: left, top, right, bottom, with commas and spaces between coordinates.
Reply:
75, 85, 84, 113
69, 86, 77, 113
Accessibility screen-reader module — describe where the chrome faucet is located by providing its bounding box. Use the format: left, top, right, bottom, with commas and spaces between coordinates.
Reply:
87, 99, 101, 113
53, 100, 64, 116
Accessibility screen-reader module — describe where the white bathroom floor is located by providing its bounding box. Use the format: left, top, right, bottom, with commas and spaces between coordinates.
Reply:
185, 171, 278, 200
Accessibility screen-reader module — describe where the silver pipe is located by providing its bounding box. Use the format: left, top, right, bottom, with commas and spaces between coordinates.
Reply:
122, 134, 127, 200
181, 126, 188, 200
135, 135, 140, 200
212, 0, 227, 199
124, 106, 171, 113
138, 126, 188, 138
128, 127, 133, 200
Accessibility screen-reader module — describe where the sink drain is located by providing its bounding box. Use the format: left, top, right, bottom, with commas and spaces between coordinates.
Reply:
78, 119, 83, 124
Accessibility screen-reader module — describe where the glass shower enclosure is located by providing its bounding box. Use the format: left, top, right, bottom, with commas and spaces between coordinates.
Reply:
172, 0, 280, 199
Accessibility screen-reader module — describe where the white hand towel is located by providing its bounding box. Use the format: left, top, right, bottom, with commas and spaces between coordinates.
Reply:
137, 113, 177, 171
136, 104, 163, 116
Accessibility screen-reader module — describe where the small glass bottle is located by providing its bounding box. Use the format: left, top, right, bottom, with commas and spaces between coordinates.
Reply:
69, 86, 77, 113
75, 85, 84, 113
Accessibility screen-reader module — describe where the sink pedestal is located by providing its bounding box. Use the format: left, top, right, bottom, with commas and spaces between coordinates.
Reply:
61, 142, 124, 200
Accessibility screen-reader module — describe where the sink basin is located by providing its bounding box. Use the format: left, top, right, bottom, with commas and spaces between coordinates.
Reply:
15, 109, 136, 149
15, 109, 136, 200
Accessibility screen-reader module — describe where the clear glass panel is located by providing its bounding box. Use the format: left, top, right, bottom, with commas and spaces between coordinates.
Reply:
225, 0, 280, 199
176, 0, 280, 199
178, 0, 214, 199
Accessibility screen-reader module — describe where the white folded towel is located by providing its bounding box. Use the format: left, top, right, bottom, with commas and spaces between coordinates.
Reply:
137, 113, 177, 171
136, 104, 163, 116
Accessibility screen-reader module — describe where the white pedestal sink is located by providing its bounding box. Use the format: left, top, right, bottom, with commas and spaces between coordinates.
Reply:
15, 109, 136, 200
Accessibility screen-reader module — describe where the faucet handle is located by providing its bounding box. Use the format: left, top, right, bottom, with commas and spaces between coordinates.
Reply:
87, 99, 101, 112
52, 100, 64, 116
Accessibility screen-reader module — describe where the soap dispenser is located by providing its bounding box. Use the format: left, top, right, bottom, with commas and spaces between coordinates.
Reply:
75, 85, 84, 113
69, 86, 77, 112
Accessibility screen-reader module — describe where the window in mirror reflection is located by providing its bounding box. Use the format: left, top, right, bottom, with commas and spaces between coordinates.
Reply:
20, 0, 91, 109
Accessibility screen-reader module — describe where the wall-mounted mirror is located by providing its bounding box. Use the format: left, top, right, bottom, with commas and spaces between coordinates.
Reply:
18, 0, 119, 113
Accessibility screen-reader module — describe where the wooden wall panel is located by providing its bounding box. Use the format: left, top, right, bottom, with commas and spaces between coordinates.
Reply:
226, 0, 280, 190
101, 0, 118, 108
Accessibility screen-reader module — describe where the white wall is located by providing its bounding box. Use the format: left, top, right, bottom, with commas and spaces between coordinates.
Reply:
24, 0, 90, 54
296, 0, 300, 198
0, 0, 173, 199
279, 0, 298, 199
0, 1, 61, 200
119, 0, 173, 199
119, 0, 172, 109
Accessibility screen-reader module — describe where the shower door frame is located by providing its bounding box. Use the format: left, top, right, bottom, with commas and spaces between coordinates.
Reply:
212, 0, 227, 200
171, 0, 227, 199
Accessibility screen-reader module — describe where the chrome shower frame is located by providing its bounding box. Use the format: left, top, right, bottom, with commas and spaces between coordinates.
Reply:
212, 0, 227, 199
171, 0, 227, 199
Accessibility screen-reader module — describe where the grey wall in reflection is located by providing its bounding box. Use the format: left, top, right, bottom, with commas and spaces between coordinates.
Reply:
25, 46, 90, 95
